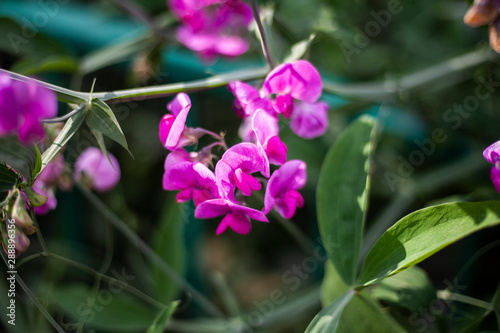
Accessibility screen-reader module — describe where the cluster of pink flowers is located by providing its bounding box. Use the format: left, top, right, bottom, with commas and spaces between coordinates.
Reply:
160, 60, 328, 235
167, 0, 253, 60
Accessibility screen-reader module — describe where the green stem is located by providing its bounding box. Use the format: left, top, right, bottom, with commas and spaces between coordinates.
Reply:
323, 49, 496, 101
251, 0, 274, 69
437, 290, 492, 310
30, 206, 49, 255
76, 182, 224, 317
49, 252, 165, 309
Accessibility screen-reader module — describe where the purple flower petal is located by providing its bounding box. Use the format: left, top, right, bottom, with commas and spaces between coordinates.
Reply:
74, 147, 121, 192
195, 198, 268, 235
264, 136, 287, 165
484, 140, 500, 164
491, 166, 500, 193
289, 101, 328, 139
220, 213, 251, 234
161, 93, 191, 150
263, 160, 307, 217
37, 154, 65, 186
262, 60, 323, 103
215, 143, 270, 200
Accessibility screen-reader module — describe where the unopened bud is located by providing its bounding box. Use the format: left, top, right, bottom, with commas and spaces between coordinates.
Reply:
11, 194, 34, 231
23, 186, 48, 207
464, 0, 499, 27
490, 20, 500, 52
15, 227, 30, 253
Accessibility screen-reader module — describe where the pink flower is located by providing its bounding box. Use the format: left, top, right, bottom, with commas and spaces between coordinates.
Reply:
168, 0, 253, 60
289, 101, 329, 139
159, 93, 192, 150
159, 93, 221, 151
163, 151, 219, 206
215, 143, 270, 201
74, 148, 121, 192
261, 60, 328, 139
37, 154, 65, 186
484, 140, 500, 193
251, 110, 287, 165
195, 198, 268, 235
263, 160, 307, 219
0, 71, 57, 144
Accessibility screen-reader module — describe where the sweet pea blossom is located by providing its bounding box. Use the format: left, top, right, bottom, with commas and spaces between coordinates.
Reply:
228, 82, 287, 164
160, 93, 222, 151
464, 0, 500, 52
0, 71, 57, 144
263, 160, 307, 219
74, 147, 121, 192
168, 0, 253, 60
163, 151, 219, 206
195, 198, 268, 235
261, 60, 328, 139
483, 140, 500, 192
215, 142, 270, 201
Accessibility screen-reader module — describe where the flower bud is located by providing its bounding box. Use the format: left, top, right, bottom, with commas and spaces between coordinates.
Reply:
11, 194, 35, 233
464, 0, 499, 27
14, 227, 30, 253
23, 186, 48, 207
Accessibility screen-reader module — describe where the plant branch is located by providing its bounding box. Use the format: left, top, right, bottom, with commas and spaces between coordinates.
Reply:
251, 0, 274, 69
76, 182, 224, 317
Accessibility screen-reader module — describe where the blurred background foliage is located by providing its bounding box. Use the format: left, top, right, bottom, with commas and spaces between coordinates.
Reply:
0, 0, 500, 332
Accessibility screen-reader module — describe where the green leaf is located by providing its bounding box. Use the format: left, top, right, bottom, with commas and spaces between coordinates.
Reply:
316, 116, 376, 286
50, 283, 156, 332
41, 105, 87, 174
305, 290, 355, 333
146, 301, 180, 333
0, 164, 22, 192
152, 197, 187, 304
321, 261, 348, 307
0, 136, 39, 183
337, 294, 405, 333
370, 266, 435, 312
86, 99, 129, 153
283, 33, 316, 63
359, 201, 500, 286
321, 262, 405, 333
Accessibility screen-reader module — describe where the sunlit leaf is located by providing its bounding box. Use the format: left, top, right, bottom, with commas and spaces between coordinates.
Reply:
359, 201, 500, 286
86, 99, 129, 153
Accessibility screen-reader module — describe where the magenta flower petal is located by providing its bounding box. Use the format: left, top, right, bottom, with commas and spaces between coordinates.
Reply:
0, 72, 57, 143
252, 109, 279, 145
195, 198, 268, 234
220, 213, 251, 234
228, 81, 261, 106
264, 136, 288, 165
491, 167, 500, 193
234, 168, 262, 196
215, 143, 270, 200
161, 93, 191, 150
263, 160, 307, 218
289, 101, 329, 139
32, 181, 57, 215
262, 60, 323, 103
484, 140, 500, 164
163, 153, 218, 205
74, 148, 121, 192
